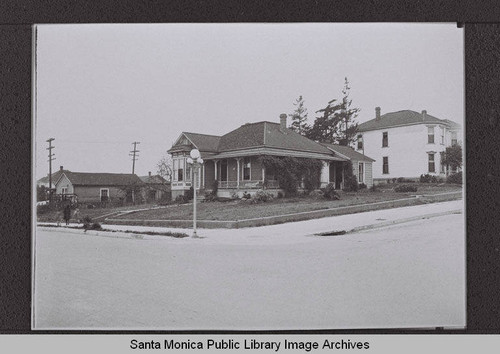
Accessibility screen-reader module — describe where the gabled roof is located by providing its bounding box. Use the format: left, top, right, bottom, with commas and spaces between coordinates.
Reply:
58, 172, 144, 186
37, 169, 70, 186
320, 143, 375, 162
183, 132, 221, 152
358, 110, 457, 132
138, 174, 168, 184
218, 121, 332, 155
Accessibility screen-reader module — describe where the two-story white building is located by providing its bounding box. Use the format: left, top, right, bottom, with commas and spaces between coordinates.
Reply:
356, 107, 462, 183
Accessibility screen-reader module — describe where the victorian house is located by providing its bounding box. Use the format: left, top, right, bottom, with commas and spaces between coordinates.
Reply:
168, 114, 375, 198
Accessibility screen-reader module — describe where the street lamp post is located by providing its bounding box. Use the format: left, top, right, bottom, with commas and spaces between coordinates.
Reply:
187, 149, 204, 238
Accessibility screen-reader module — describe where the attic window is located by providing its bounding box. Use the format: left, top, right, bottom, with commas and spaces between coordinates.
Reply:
357, 134, 363, 150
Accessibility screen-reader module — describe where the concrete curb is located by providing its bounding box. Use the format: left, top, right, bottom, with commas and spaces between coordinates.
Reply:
105, 191, 462, 229
315, 209, 462, 236
36, 226, 188, 241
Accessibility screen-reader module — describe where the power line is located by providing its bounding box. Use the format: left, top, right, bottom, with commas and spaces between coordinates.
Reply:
129, 141, 140, 174
46, 138, 55, 203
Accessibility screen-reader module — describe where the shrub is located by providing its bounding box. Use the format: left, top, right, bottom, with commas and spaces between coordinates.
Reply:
369, 184, 379, 192
277, 191, 284, 198
342, 161, 358, 192
211, 180, 219, 196
359, 183, 367, 189
322, 183, 341, 200
175, 195, 188, 204
37, 204, 51, 214
90, 222, 102, 230
242, 191, 251, 199
82, 215, 101, 230
252, 189, 274, 203
447, 171, 463, 184
420, 174, 440, 183
203, 192, 217, 202
185, 187, 194, 201
394, 184, 418, 193
231, 191, 240, 200
309, 190, 325, 199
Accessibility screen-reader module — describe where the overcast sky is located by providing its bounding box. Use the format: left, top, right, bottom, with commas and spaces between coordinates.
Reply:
35, 23, 463, 179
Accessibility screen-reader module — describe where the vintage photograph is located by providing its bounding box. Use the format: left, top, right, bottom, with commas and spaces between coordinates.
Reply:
33, 23, 465, 330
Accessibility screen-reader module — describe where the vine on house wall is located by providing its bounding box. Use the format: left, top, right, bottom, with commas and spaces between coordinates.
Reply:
259, 156, 322, 196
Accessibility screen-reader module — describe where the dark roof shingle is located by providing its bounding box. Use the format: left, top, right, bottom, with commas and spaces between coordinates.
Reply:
358, 110, 455, 132
320, 143, 375, 162
62, 172, 144, 186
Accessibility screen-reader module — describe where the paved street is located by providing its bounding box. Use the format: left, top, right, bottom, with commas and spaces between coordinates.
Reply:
33, 208, 465, 330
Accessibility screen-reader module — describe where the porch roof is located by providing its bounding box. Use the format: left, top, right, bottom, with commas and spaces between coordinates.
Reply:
206, 147, 345, 161
321, 143, 375, 162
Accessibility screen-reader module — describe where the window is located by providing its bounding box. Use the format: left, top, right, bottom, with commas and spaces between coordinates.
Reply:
100, 188, 109, 202
382, 132, 388, 147
383, 157, 389, 174
358, 162, 364, 183
173, 158, 185, 182
440, 152, 445, 173
357, 134, 363, 150
242, 157, 251, 180
185, 164, 191, 181
428, 153, 435, 173
61, 187, 68, 194
173, 159, 178, 181
428, 126, 435, 144
451, 131, 457, 146
440, 127, 445, 145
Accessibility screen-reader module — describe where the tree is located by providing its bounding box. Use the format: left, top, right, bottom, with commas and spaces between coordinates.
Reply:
307, 77, 360, 146
338, 77, 360, 146
288, 96, 310, 135
156, 155, 173, 182
442, 144, 462, 172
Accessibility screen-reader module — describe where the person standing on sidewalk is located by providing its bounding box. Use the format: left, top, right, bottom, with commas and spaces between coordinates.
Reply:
63, 205, 71, 226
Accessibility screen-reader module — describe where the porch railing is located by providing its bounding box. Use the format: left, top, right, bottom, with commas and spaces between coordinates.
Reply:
218, 180, 280, 189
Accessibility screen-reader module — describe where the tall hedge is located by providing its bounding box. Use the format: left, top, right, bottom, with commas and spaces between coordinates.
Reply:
259, 156, 322, 196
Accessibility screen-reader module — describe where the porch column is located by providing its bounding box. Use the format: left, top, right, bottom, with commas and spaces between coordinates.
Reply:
320, 160, 330, 188
236, 158, 241, 189
262, 165, 265, 185
214, 160, 218, 181
202, 164, 205, 188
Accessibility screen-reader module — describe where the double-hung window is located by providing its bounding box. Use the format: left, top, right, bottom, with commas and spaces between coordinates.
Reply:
357, 134, 363, 150
440, 127, 445, 145
428, 153, 435, 173
358, 162, 364, 183
382, 132, 388, 147
451, 131, 457, 146
428, 126, 435, 144
382, 157, 389, 174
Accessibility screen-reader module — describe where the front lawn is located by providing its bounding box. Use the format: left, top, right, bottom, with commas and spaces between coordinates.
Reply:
114, 184, 462, 222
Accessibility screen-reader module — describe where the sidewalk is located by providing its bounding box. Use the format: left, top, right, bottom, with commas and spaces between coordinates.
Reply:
37, 200, 463, 244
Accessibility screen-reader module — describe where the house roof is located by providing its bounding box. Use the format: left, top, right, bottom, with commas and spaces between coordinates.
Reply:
37, 169, 70, 186
218, 121, 333, 155
320, 143, 375, 162
58, 172, 144, 186
358, 110, 458, 132
183, 132, 221, 152
138, 174, 168, 184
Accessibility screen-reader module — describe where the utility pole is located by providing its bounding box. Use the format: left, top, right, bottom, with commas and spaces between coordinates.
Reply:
129, 141, 140, 204
46, 138, 55, 203
129, 141, 140, 174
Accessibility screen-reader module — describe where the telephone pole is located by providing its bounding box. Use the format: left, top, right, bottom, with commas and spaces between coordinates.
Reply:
46, 138, 55, 202
129, 141, 140, 174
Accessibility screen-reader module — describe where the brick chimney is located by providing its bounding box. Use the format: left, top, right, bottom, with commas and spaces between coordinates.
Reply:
60, 166, 63, 171
148, 171, 152, 177
280, 113, 287, 131
375, 107, 381, 121
422, 110, 427, 121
